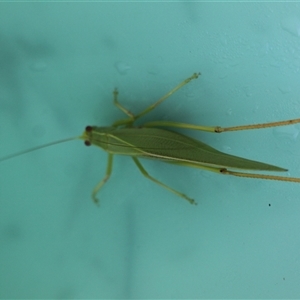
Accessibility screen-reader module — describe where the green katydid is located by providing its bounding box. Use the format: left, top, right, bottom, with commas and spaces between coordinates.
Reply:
2, 72, 300, 205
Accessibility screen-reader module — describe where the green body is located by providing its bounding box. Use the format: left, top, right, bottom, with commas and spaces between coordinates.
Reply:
84, 126, 285, 172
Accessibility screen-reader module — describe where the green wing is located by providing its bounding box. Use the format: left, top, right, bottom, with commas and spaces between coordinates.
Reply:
105, 127, 286, 172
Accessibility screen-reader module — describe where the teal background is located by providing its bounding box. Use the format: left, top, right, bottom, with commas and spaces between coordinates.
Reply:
1, 1, 300, 298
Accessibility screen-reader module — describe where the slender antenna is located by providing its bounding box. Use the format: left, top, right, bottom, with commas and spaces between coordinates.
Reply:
0, 136, 80, 163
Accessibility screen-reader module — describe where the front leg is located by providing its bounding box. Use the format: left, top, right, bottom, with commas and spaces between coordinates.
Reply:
91, 153, 114, 205
113, 88, 135, 118
112, 88, 136, 127
134, 73, 200, 121
112, 73, 200, 127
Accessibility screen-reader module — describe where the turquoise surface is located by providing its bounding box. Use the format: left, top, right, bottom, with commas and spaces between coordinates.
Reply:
1, 2, 300, 298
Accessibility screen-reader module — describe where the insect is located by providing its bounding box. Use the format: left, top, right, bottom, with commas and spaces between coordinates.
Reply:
2, 72, 300, 205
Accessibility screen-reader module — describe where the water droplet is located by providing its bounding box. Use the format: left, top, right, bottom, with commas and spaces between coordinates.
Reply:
226, 108, 233, 116
273, 125, 299, 141
114, 61, 131, 75
222, 145, 232, 152
243, 86, 252, 97
278, 85, 291, 94
281, 17, 300, 37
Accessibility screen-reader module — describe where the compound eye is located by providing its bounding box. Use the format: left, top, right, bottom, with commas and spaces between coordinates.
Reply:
84, 140, 91, 146
85, 126, 93, 132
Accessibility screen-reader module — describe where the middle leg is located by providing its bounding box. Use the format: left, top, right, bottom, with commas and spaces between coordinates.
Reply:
132, 157, 196, 205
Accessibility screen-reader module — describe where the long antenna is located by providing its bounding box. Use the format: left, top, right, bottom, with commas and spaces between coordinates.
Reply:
0, 136, 80, 163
